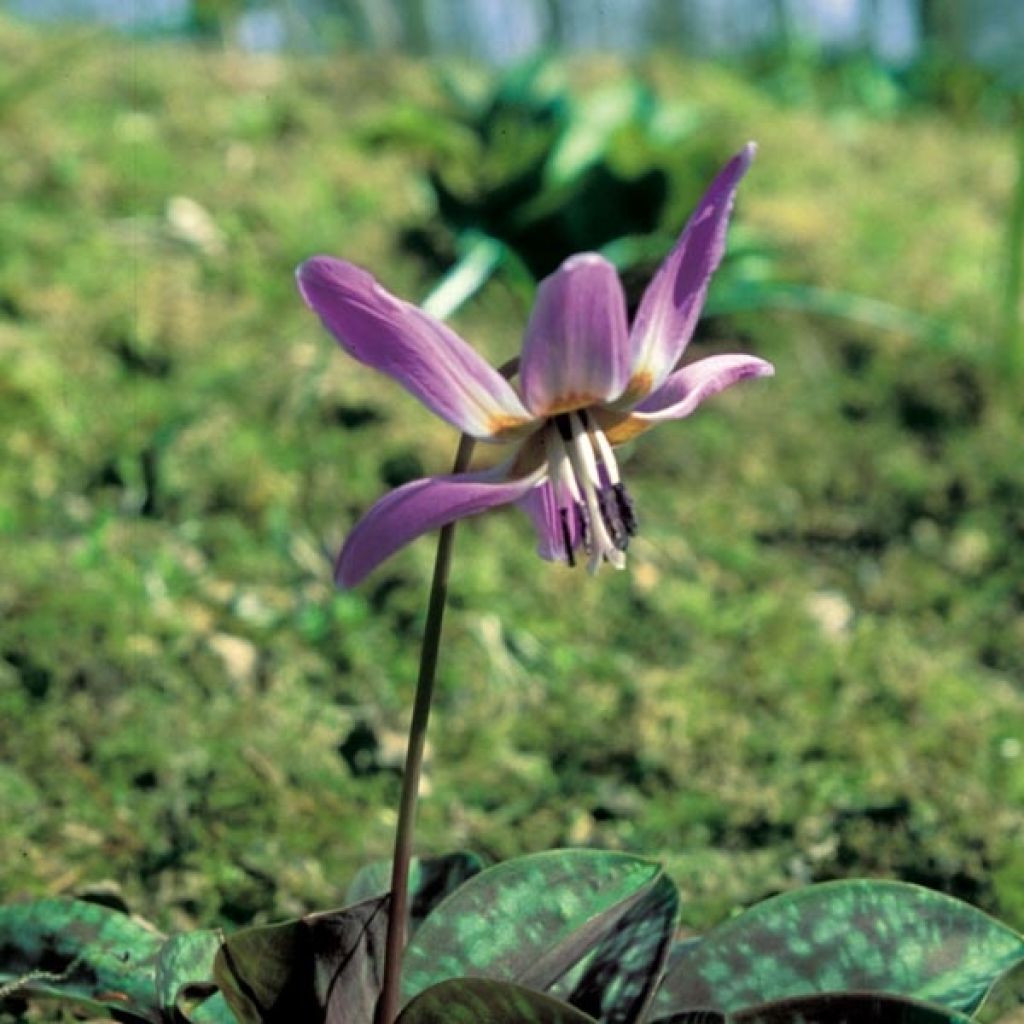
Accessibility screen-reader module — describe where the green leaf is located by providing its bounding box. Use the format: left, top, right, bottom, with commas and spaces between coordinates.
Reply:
401, 849, 674, 1014
547, 867, 679, 1023
734, 991, 973, 1023
658, 993, 974, 1022
0, 898, 164, 1021
344, 851, 485, 936
213, 895, 388, 1024
658, 991, 974, 1022
156, 929, 224, 1018
396, 977, 599, 1024
651, 1011, 728, 1023
651, 881, 1024, 1018
189, 990, 240, 1024
974, 956, 1024, 1022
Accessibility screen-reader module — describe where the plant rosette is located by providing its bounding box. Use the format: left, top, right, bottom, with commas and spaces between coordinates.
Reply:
3, 850, 1024, 1023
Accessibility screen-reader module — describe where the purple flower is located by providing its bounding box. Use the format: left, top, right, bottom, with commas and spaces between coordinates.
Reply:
298, 143, 774, 587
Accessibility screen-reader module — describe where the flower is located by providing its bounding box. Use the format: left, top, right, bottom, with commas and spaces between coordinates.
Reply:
298, 143, 774, 587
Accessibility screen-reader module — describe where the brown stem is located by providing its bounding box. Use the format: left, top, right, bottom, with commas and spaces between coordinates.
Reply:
373, 357, 520, 1024
372, 432, 476, 1024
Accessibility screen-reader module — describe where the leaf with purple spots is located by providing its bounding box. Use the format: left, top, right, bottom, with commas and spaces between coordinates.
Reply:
396, 977, 599, 1023
650, 880, 1024, 1019
0, 898, 164, 1021
344, 851, 485, 937
401, 849, 678, 1021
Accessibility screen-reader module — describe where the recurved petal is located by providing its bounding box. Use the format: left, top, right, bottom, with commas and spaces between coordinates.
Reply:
297, 257, 534, 441
625, 143, 756, 400
599, 353, 774, 445
520, 253, 631, 416
335, 463, 545, 587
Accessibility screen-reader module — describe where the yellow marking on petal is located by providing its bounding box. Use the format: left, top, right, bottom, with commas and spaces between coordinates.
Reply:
613, 369, 654, 407
594, 410, 655, 446
532, 392, 603, 417
486, 414, 538, 441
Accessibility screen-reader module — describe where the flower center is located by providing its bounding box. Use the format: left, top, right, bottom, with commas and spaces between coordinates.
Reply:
545, 410, 638, 572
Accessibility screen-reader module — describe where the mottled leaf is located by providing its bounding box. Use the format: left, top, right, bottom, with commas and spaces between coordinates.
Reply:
401, 849, 671, 1010
651, 881, 1024, 1018
344, 851, 484, 935
0, 898, 164, 1021
737, 991, 971, 1023
156, 929, 223, 1018
189, 990, 240, 1024
547, 867, 679, 1023
396, 977, 599, 1024
653, 1011, 727, 1024
974, 956, 1024, 1022
659, 936, 702, 978
213, 895, 388, 1024
657, 991, 974, 1023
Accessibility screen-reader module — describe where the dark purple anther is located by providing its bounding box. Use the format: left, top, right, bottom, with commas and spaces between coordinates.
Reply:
597, 488, 629, 551
559, 507, 576, 567
575, 501, 592, 554
613, 483, 638, 537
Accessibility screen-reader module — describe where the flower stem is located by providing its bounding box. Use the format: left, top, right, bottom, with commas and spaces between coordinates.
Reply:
373, 431, 477, 1024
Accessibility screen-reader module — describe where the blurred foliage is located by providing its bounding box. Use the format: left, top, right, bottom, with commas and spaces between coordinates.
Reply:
0, 18, 1023, 1023
743, 39, 1020, 124
363, 55, 683, 294
364, 54, 947, 337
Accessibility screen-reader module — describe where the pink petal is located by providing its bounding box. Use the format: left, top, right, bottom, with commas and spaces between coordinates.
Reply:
517, 479, 578, 562
626, 143, 756, 400
625, 353, 774, 428
298, 257, 534, 441
336, 464, 544, 587
519, 253, 631, 417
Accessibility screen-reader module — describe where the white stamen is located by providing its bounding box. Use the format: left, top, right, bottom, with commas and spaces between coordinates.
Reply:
569, 413, 602, 488
561, 417, 625, 572
590, 424, 621, 486
547, 428, 582, 504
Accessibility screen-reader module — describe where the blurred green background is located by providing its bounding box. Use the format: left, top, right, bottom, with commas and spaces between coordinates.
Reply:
1, 0, 1023, 974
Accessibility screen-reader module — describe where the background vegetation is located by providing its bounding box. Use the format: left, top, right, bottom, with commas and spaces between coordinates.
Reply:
0, 5, 1022, 1006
